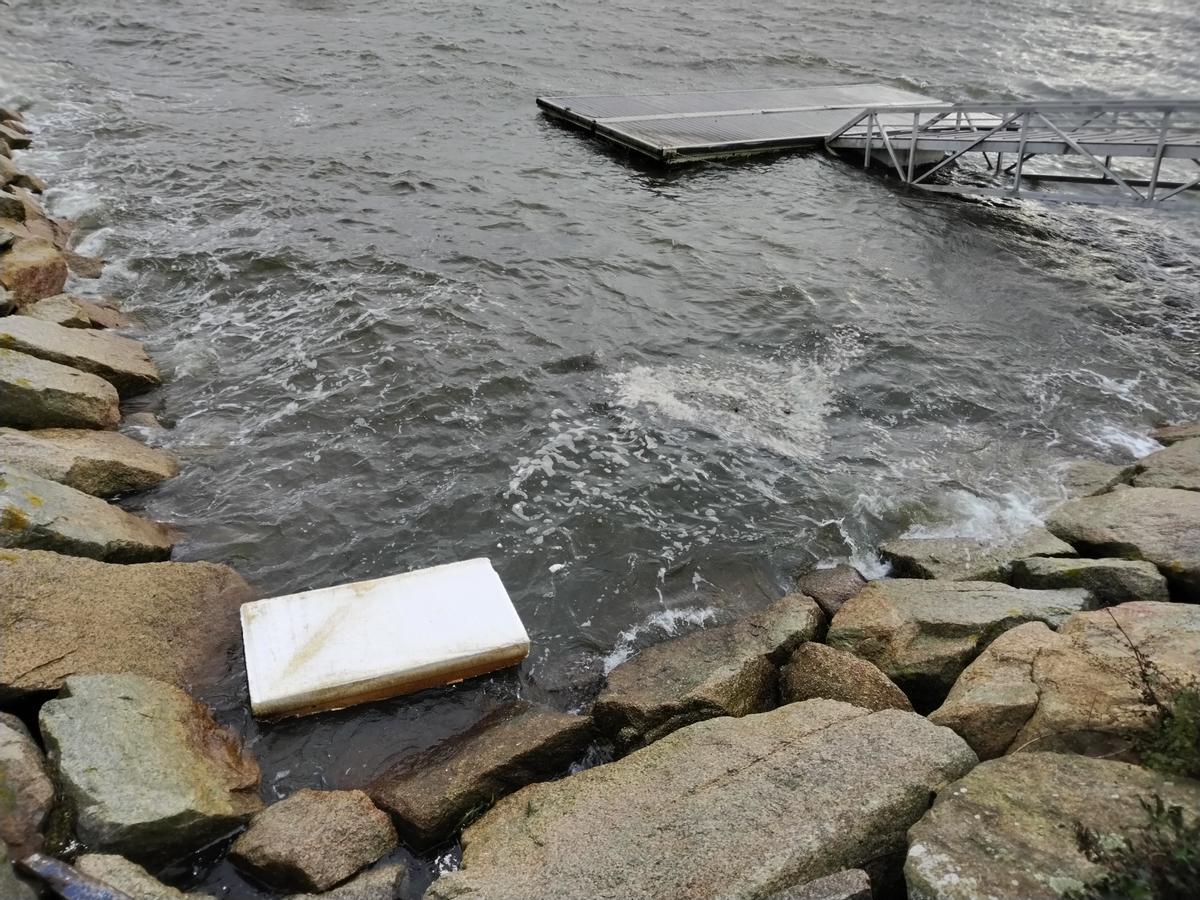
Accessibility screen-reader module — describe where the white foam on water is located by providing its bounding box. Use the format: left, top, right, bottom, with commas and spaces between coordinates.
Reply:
602, 605, 718, 674
1079, 423, 1162, 459
903, 487, 1047, 541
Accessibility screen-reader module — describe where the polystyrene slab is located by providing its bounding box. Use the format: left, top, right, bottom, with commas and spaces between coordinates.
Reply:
240, 558, 530, 718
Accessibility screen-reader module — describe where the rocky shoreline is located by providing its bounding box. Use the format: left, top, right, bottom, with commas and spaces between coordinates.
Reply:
3, 106, 1200, 899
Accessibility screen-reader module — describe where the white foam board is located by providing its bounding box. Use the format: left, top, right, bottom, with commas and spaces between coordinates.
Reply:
240, 558, 530, 718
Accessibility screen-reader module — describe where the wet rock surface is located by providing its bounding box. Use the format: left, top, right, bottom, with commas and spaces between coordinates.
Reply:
0, 713, 54, 858
0, 347, 120, 430
780, 642, 912, 712
76, 854, 215, 899
593, 593, 825, 749
826, 579, 1090, 709
794, 564, 867, 618
230, 790, 396, 893
1046, 486, 1200, 595
39, 673, 263, 865
0, 548, 253, 700
905, 752, 1200, 900
929, 601, 1200, 760
1131, 436, 1200, 492
0, 427, 179, 496
1150, 420, 1200, 446
1009, 555, 1169, 605
427, 701, 976, 900
284, 862, 409, 900
368, 701, 593, 848
0, 315, 160, 395
879, 527, 1076, 582
0, 465, 174, 561
1060, 459, 1131, 498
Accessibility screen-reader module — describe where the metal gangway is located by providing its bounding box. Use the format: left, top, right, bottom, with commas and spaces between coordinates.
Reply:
826, 98, 1200, 207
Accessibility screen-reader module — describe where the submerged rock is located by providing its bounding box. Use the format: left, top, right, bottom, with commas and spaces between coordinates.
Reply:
0, 347, 120, 430
879, 527, 1075, 582
1046, 486, 1200, 595
0, 427, 179, 497
0, 548, 253, 701
929, 601, 1200, 761
794, 564, 867, 618
1150, 420, 1200, 446
0, 315, 160, 395
1009, 555, 1169, 605
76, 854, 215, 900
39, 673, 263, 865
230, 790, 397, 893
905, 752, 1200, 900
0, 466, 174, 562
593, 593, 825, 749
780, 642, 911, 712
826, 579, 1089, 709
427, 701, 977, 900
0, 238, 67, 305
368, 701, 593, 848
0, 713, 54, 858
1131, 436, 1200, 492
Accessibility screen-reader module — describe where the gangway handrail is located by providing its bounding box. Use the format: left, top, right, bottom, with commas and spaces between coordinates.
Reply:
825, 96, 1200, 207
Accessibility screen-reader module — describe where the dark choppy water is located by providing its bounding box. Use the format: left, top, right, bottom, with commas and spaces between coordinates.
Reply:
4, 0, 1200, 893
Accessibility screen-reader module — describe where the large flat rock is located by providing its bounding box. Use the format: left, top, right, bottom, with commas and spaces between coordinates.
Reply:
0, 548, 254, 701
906, 752, 1200, 899
368, 701, 593, 848
593, 593, 825, 750
0, 427, 179, 496
40, 673, 263, 865
1131, 436, 1200, 491
230, 790, 397, 893
0, 466, 173, 562
929, 602, 1200, 760
879, 527, 1075, 582
1046, 486, 1200, 596
0, 713, 54, 858
0, 347, 120, 430
427, 701, 977, 900
0, 315, 160, 395
826, 579, 1090, 709
1009, 555, 1169, 605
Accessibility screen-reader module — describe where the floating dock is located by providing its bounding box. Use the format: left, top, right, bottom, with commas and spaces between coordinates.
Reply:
536, 83, 945, 164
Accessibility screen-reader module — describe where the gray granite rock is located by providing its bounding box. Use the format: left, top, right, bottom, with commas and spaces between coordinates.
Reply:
0, 466, 174, 562
76, 854, 215, 899
231, 790, 397, 893
1132, 436, 1200, 492
929, 602, 1200, 761
1150, 420, 1200, 446
1010, 556, 1169, 605
17, 293, 92, 327
781, 641, 911, 712
0, 548, 253, 701
0, 315, 159, 395
40, 674, 263, 865
284, 862, 409, 900
0, 427, 179, 497
1060, 459, 1130, 498
0, 238, 67, 305
1046, 486, 1200, 596
594, 593, 825, 750
879, 527, 1076, 582
0, 348, 120, 430
368, 701, 593, 847
906, 752, 1200, 900
827, 579, 1090, 709
427, 701, 977, 900
0, 713, 54, 858
764, 869, 872, 900
795, 564, 867, 618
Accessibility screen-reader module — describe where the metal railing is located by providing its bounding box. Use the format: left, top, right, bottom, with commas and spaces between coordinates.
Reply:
825, 99, 1200, 207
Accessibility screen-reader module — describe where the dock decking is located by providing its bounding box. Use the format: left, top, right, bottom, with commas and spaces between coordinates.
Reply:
536, 83, 945, 164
